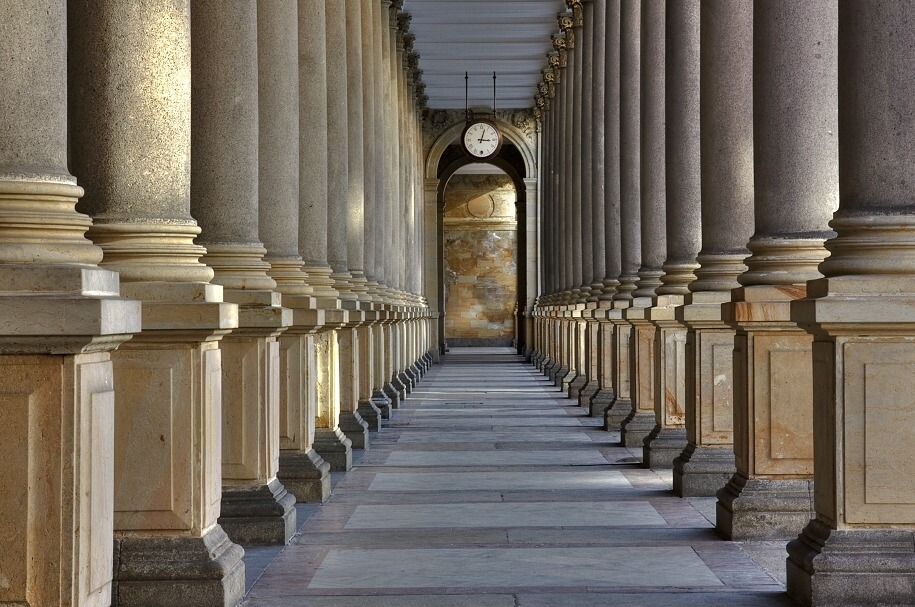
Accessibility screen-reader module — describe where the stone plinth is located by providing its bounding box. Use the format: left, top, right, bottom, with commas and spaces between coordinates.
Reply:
620, 298, 657, 449
643, 295, 689, 470
673, 291, 737, 497
604, 302, 634, 431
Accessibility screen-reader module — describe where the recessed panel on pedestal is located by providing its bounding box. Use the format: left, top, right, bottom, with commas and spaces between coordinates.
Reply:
845, 340, 915, 523
753, 334, 813, 476
115, 353, 192, 530
704, 339, 735, 444
222, 338, 268, 482
661, 328, 687, 425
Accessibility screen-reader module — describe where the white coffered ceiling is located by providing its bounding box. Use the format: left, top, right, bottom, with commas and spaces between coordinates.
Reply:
403, 0, 567, 110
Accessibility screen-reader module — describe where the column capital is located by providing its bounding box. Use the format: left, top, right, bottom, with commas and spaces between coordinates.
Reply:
558, 13, 575, 47
566, 0, 584, 27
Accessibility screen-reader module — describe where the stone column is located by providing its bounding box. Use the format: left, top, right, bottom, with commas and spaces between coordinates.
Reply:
622, 0, 667, 452
787, 3, 915, 603
650, 0, 702, 476
361, 0, 379, 296
589, 0, 621, 416
258, 0, 334, 504
569, 4, 585, 303
326, 2, 355, 301
388, 3, 411, 398
68, 0, 243, 602
2, 4, 140, 605
567, 3, 590, 398
718, 0, 838, 542
604, 0, 642, 432
579, 0, 604, 407
556, 31, 570, 300
374, 1, 389, 295
553, 27, 576, 388
580, 0, 595, 300
674, 0, 753, 497
327, 0, 374, 448
348, 0, 387, 425
299, 0, 341, 304
347, 0, 369, 299
191, 0, 296, 546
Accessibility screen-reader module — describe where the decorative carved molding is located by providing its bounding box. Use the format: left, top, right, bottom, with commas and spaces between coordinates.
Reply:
397, 12, 412, 33
567, 0, 584, 26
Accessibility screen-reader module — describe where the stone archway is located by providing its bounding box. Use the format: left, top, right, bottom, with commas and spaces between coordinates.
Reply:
422, 111, 540, 356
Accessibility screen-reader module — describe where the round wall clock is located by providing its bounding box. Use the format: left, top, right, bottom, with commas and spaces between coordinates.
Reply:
461, 119, 503, 160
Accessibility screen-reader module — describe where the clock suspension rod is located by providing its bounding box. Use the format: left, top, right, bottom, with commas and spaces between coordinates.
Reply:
493, 71, 497, 115
465, 71, 470, 120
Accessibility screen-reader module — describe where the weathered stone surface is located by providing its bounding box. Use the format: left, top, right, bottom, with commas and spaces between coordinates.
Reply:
788, 520, 915, 607
673, 444, 735, 498
113, 526, 244, 607
278, 449, 332, 504
716, 474, 814, 541
313, 428, 353, 472
642, 426, 687, 470
219, 478, 296, 546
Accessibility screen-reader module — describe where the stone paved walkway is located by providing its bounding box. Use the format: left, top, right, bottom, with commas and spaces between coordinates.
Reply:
242, 348, 793, 607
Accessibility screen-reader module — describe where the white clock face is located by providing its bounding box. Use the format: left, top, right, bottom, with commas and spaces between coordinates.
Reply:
463, 122, 500, 158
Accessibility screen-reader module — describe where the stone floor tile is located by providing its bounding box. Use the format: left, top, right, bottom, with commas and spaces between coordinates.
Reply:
308, 547, 724, 589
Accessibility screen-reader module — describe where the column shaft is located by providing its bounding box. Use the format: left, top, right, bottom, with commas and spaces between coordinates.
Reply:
675, 0, 754, 501
193, 0, 296, 546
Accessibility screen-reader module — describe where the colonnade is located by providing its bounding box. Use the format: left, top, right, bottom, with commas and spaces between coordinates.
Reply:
0, 1, 432, 605
532, 1, 915, 604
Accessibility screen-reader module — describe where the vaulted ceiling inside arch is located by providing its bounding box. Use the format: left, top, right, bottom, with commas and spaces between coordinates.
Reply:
403, 0, 566, 110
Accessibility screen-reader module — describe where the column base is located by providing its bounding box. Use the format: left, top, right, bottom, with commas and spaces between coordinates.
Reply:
397, 370, 414, 393
383, 383, 403, 407
787, 519, 915, 607
278, 448, 332, 503
537, 355, 551, 373
113, 526, 244, 607
716, 473, 814, 540
549, 364, 568, 385
544, 359, 560, 378
218, 478, 296, 546
604, 398, 632, 431
559, 369, 577, 392
339, 410, 371, 449
313, 427, 353, 471
578, 381, 600, 407
672, 444, 736, 497
567, 374, 589, 399
620, 410, 656, 449
642, 425, 687, 470
371, 391, 393, 419
357, 399, 383, 431
391, 375, 409, 397
589, 388, 615, 417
